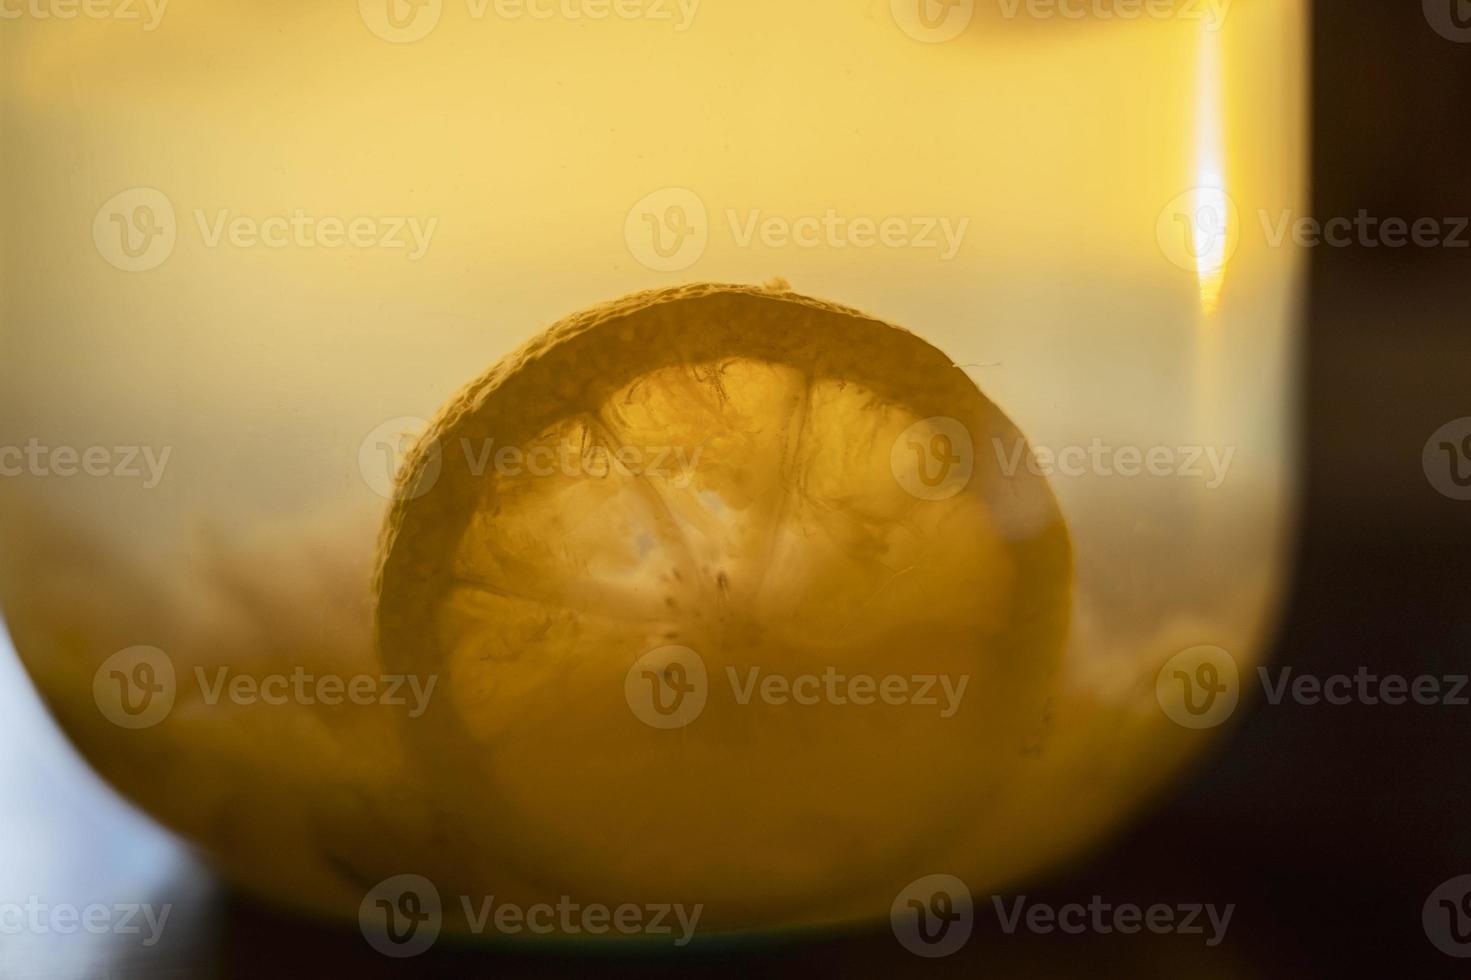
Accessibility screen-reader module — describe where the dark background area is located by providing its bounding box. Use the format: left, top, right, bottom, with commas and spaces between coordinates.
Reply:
11, 2, 1471, 976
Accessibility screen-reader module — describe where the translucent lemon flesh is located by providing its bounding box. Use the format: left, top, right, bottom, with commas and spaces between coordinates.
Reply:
375, 283, 1072, 932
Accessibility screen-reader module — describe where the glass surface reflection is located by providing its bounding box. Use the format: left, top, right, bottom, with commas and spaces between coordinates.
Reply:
0, 628, 218, 978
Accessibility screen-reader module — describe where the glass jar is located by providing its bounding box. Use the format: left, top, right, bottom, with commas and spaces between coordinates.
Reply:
0, 0, 1306, 939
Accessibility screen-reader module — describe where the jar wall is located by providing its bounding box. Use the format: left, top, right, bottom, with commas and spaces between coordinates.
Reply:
0, 0, 1306, 929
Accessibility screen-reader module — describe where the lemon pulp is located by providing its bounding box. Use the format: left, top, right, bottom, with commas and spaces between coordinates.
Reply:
375, 282, 1071, 932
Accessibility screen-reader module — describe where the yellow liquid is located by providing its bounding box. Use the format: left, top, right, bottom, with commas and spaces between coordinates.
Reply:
0, 0, 1306, 933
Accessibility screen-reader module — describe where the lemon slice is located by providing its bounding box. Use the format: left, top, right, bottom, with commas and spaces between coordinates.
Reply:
374, 282, 1071, 933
